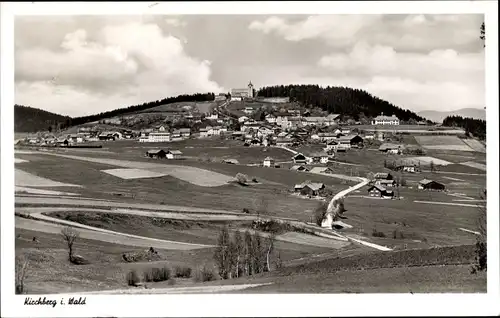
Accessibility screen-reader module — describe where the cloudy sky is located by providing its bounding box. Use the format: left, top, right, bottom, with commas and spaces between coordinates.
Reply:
15, 14, 484, 117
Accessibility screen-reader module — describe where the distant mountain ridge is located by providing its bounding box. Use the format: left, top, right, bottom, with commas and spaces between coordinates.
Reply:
418, 108, 486, 123
14, 104, 71, 133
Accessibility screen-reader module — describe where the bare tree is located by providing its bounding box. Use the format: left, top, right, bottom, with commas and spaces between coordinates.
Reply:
232, 231, 244, 278
61, 226, 80, 261
430, 160, 435, 173
15, 255, 30, 294
266, 232, 276, 272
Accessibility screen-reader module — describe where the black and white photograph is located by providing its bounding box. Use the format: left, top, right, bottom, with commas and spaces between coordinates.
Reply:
1, 1, 499, 317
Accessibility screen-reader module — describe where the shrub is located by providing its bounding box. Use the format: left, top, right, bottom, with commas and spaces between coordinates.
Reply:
392, 229, 405, 239
235, 173, 248, 185
143, 266, 171, 282
126, 270, 141, 286
167, 278, 176, 286
372, 228, 386, 238
174, 266, 192, 278
193, 266, 217, 282
252, 177, 258, 183
313, 201, 328, 226
243, 208, 250, 214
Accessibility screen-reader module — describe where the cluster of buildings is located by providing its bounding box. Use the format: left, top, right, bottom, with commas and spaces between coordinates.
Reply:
144, 148, 184, 160
139, 126, 192, 143
18, 129, 136, 147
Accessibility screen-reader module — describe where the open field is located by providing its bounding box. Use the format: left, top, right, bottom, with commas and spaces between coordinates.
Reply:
15, 153, 329, 219
134, 101, 218, 114
459, 161, 486, 171
406, 156, 452, 166
15, 226, 337, 294
15, 169, 82, 188
461, 138, 486, 153
15, 158, 29, 164
102, 168, 168, 180
234, 264, 485, 293
414, 136, 473, 152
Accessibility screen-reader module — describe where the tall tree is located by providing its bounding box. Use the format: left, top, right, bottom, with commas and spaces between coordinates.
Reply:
213, 226, 234, 279
232, 231, 244, 278
480, 22, 485, 47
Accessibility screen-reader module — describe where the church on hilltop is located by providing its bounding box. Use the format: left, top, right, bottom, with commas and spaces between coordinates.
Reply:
230, 81, 254, 101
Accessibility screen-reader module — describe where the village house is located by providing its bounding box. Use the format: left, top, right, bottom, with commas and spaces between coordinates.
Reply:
373, 172, 394, 181
56, 137, 69, 146
325, 140, 339, 151
156, 125, 167, 132
363, 132, 375, 140
146, 149, 167, 159
337, 135, 364, 149
292, 153, 308, 164
265, 114, 277, 124
243, 107, 255, 115
317, 132, 338, 142
393, 159, 420, 173
418, 179, 446, 191
290, 165, 310, 172
241, 121, 261, 133
336, 145, 348, 152
375, 179, 396, 188
147, 132, 171, 142
199, 127, 211, 138
310, 152, 331, 164
275, 113, 292, 129
367, 184, 394, 198
98, 131, 121, 141
275, 137, 293, 147
263, 157, 275, 167
371, 114, 400, 125
238, 116, 249, 123
258, 126, 274, 137
294, 182, 326, 197
289, 117, 303, 130
68, 134, 83, 143
379, 143, 403, 154
223, 159, 239, 165
166, 150, 183, 160
340, 128, 351, 135
177, 128, 191, 138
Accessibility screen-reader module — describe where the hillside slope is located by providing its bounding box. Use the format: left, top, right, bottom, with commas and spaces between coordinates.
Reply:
14, 105, 70, 133
418, 108, 486, 123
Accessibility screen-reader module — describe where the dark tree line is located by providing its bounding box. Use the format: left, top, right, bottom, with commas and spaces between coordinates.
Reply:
14, 104, 71, 133
257, 85, 424, 122
442, 115, 486, 140
70, 92, 215, 127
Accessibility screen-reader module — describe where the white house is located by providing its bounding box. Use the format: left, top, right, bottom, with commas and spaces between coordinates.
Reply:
263, 157, 275, 167
199, 127, 211, 138
371, 114, 400, 125
265, 114, 277, 124
243, 107, 255, 115
147, 132, 171, 142
238, 116, 249, 123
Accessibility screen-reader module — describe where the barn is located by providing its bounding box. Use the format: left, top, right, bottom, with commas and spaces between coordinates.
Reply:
373, 172, 394, 181
418, 179, 446, 191
292, 153, 308, 164
166, 150, 183, 159
263, 157, 275, 167
146, 149, 167, 159
294, 182, 325, 197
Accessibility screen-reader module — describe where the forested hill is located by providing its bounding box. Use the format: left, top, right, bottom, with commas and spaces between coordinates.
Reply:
443, 115, 486, 140
257, 85, 424, 122
70, 92, 215, 127
14, 105, 71, 133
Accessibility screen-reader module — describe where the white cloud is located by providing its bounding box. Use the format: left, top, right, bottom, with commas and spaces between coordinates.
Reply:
249, 15, 382, 46
249, 14, 484, 51
165, 18, 187, 27
317, 42, 484, 111
15, 21, 223, 116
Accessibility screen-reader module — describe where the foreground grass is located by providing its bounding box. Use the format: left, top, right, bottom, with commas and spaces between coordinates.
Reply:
15, 227, 333, 294
234, 264, 486, 293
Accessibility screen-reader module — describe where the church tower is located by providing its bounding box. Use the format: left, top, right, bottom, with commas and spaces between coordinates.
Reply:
247, 81, 254, 98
